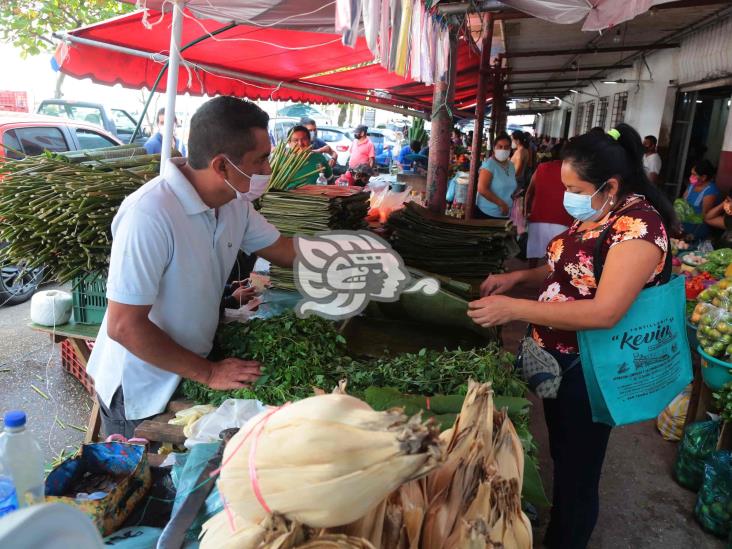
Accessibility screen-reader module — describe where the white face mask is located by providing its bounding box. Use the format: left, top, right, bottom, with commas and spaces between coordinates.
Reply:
494, 149, 511, 162
224, 157, 270, 202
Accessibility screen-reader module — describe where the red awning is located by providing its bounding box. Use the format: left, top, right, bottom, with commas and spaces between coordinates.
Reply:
56, 9, 486, 113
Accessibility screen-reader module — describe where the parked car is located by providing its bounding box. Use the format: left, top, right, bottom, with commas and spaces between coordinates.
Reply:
36, 99, 148, 145
367, 129, 399, 169
317, 126, 353, 166
0, 113, 123, 304
268, 116, 300, 145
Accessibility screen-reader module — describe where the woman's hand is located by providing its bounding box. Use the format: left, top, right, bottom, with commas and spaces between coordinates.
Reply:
499, 201, 510, 216
480, 272, 518, 296
467, 295, 518, 327
724, 197, 732, 216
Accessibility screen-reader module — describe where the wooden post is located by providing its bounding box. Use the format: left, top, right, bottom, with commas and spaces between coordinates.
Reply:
426, 28, 458, 213
491, 56, 506, 138
465, 14, 494, 220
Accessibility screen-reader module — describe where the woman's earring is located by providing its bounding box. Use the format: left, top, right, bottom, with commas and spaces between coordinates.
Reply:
610, 196, 616, 206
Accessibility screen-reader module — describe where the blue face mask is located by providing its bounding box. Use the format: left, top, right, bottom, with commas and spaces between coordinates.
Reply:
563, 181, 610, 222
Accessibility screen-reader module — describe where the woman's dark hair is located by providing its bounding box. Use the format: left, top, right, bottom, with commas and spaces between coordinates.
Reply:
511, 130, 529, 148
188, 96, 269, 169
562, 123, 677, 229
693, 159, 716, 180
288, 125, 310, 141
494, 132, 511, 148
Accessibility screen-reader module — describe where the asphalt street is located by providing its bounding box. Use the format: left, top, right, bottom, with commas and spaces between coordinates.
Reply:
0, 283, 91, 468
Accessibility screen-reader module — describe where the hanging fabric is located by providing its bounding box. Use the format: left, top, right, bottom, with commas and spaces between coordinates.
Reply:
395, 0, 413, 76
409, 0, 422, 81
389, 0, 402, 72
378, 0, 391, 68
362, 0, 381, 55
335, 0, 362, 48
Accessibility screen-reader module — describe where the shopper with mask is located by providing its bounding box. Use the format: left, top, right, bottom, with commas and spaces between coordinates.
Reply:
144, 107, 186, 156
87, 96, 295, 438
348, 125, 376, 169
642, 135, 662, 185
684, 159, 720, 218
475, 132, 517, 219
300, 117, 337, 166
468, 124, 676, 549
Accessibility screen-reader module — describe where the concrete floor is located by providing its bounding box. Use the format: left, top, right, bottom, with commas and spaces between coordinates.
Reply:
500, 259, 724, 548
0, 283, 91, 468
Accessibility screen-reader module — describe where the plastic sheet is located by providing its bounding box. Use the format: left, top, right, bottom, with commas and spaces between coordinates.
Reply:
674, 420, 721, 491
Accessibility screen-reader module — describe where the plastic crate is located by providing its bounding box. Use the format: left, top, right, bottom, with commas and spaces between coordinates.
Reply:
60, 340, 95, 395
72, 273, 107, 325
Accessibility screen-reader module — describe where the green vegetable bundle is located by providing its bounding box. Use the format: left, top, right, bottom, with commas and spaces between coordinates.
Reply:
0, 146, 159, 282
386, 202, 515, 277
267, 141, 317, 191
182, 312, 349, 405
674, 198, 704, 224
182, 314, 526, 406
699, 249, 732, 280
407, 117, 428, 148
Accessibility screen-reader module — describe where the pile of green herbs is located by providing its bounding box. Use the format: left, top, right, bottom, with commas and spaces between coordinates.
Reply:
182, 312, 525, 406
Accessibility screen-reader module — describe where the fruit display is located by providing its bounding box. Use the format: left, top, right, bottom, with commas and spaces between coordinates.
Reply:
699, 249, 732, 280
690, 278, 732, 359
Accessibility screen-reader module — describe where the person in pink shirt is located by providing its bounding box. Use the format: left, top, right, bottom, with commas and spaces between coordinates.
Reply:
348, 125, 376, 169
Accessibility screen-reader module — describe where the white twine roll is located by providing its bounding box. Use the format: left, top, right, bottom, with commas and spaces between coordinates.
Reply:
30, 290, 72, 326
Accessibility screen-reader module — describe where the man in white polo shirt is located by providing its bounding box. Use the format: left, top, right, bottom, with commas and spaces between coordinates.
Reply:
87, 96, 295, 438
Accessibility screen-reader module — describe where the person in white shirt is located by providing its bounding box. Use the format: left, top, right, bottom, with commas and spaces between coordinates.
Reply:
643, 135, 662, 185
87, 96, 295, 438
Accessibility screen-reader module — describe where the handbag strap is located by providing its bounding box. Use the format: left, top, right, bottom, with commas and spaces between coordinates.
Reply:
592, 207, 672, 283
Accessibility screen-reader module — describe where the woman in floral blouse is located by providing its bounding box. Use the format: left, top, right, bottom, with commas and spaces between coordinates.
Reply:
468, 124, 677, 549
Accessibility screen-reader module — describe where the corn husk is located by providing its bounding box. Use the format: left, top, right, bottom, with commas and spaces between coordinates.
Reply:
325, 380, 532, 549
214, 394, 442, 531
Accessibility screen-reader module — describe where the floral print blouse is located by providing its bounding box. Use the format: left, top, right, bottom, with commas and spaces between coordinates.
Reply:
532, 196, 668, 354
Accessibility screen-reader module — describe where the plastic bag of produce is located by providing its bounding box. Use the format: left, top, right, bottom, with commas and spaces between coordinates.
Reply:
674, 420, 721, 491
695, 451, 732, 537
692, 302, 732, 359
656, 385, 692, 442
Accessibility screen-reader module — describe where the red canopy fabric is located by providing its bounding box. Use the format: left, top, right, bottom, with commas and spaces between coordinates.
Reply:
57, 9, 485, 112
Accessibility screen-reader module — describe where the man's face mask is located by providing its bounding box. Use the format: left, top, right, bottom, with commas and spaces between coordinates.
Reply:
223, 157, 270, 202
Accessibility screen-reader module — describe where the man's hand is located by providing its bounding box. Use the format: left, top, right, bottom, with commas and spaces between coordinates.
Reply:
205, 358, 262, 390
231, 284, 257, 306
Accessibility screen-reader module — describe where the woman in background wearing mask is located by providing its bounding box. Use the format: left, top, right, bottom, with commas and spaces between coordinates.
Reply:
684, 159, 720, 218
468, 124, 676, 549
475, 132, 517, 219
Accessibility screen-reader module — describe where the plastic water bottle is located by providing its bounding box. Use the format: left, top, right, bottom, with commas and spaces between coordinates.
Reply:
316, 168, 328, 186
0, 411, 45, 509
389, 158, 399, 176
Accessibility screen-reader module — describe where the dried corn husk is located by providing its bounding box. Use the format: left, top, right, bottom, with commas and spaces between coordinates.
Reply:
215, 394, 442, 530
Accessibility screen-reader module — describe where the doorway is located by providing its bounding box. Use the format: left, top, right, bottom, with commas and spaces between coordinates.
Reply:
563, 109, 571, 139
664, 86, 732, 198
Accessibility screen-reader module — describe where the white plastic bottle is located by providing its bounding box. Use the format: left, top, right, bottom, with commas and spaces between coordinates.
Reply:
316, 168, 328, 186
0, 411, 45, 508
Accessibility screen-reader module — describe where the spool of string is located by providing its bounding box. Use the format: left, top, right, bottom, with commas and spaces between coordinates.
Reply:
30, 290, 72, 326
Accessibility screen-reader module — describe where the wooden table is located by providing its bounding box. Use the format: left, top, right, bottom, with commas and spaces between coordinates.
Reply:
29, 321, 101, 443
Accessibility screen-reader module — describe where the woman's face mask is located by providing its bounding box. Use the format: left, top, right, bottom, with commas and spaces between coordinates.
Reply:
563, 181, 610, 222
224, 157, 270, 202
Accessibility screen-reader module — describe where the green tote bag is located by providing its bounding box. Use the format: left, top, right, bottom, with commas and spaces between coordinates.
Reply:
577, 216, 692, 426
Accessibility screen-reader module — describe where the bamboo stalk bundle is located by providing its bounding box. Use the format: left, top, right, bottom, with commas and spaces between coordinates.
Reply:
0, 148, 159, 282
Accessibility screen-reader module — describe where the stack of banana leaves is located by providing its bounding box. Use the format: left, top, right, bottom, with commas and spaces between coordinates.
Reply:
386, 201, 517, 278
259, 186, 370, 291
0, 145, 159, 283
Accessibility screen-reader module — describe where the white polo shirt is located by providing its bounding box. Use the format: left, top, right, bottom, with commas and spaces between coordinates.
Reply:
87, 158, 280, 419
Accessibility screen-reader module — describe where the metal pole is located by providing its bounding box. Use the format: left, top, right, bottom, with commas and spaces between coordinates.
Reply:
161, 1, 184, 170
426, 29, 458, 213
465, 14, 494, 221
